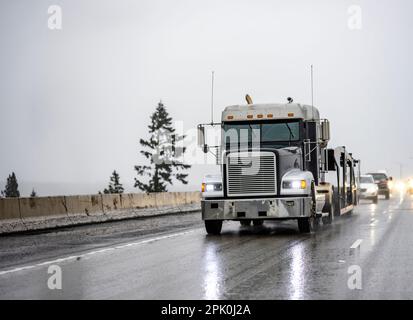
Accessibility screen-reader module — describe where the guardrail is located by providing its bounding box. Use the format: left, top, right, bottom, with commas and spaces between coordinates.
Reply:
0, 192, 201, 234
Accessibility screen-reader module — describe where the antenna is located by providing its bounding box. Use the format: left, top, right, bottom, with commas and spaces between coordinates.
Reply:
311, 65, 314, 107
310, 65, 315, 120
211, 71, 214, 125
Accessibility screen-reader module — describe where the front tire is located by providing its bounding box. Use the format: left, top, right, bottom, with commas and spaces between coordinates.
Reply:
373, 196, 378, 204
298, 218, 311, 233
205, 220, 222, 235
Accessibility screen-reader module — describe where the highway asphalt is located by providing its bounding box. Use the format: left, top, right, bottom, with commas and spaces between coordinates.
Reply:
0, 194, 413, 299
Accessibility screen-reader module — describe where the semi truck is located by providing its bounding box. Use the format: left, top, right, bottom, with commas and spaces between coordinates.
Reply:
197, 97, 360, 234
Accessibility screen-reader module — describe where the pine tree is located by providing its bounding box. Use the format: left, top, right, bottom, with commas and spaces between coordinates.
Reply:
134, 101, 191, 193
103, 170, 124, 194
1, 172, 20, 198
30, 189, 37, 197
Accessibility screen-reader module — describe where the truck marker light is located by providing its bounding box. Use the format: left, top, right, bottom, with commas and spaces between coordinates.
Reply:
288, 112, 294, 117
301, 180, 307, 189
257, 114, 263, 118
201, 183, 206, 192
227, 115, 234, 120
267, 114, 273, 118
247, 115, 253, 119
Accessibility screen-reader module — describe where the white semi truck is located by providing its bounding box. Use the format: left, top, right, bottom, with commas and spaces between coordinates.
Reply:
198, 97, 360, 234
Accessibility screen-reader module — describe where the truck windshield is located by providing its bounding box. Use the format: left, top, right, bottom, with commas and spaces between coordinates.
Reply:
223, 120, 300, 147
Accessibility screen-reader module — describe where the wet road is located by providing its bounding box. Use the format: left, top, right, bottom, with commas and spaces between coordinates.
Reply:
1, 194, 413, 299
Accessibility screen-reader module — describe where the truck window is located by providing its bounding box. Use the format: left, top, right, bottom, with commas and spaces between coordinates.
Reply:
261, 122, 300, 142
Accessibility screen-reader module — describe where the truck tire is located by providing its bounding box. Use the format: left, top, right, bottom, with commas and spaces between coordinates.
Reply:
298, 218, 311, 233
333, 187, 341, 217
240, 220, 251, 226
322, 199, 334, 225
205, 220, 223, 235
253, 220, 264, 226
373, 196, 378, 204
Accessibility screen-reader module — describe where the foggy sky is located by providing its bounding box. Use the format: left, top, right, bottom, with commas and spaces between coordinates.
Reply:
1, 0, 413, 196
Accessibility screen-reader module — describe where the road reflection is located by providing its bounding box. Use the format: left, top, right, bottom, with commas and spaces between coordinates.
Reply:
289, 242, 305, 300
202, 241, 222, 299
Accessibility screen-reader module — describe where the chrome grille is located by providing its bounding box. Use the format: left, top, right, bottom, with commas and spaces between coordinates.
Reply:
226, 152, 276, 196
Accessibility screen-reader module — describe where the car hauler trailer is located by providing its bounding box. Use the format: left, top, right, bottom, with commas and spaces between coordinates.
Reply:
198, 98, 360, 234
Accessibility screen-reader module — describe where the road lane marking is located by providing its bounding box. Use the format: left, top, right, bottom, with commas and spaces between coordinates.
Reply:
350, 239, 363, 249
0, 229, 198, 276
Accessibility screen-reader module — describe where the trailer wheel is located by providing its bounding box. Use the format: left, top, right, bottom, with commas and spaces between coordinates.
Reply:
297, 218, 311, 233
205, 220, 222, 235
240, 220, 251, 226
332, 187, 341, 217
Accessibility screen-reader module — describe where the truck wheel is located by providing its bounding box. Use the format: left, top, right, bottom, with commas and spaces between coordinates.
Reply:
385, 192, 390, 200
205, 220, 222, 235
373, 196, 378, 204
297, 218, 311, 233
322, 200, 334, 225
253, 220, 264, 226
240, 220, 251, 226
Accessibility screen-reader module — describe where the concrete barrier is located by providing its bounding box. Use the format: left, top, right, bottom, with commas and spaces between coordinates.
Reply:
185, 192, 201, 204
0, 198, 26, 233
0, 191, 201, 235
0, 198, 21, 220
102, 194, 121, 212
20, 196, 67, 218
130, 193, 157, 209
65, 195, 104, 217
19, 196, 70, 230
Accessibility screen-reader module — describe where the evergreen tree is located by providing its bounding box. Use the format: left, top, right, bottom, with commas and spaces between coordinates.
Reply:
30, 189, 37, 197
103, 170, 124, 194
1, 172, 20, 198
134, 101, 191, 193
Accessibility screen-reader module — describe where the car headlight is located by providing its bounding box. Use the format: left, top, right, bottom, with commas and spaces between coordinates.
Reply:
282, 180, 307, 189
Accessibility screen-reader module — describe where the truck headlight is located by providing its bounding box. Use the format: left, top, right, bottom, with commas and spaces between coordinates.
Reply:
202, 183, 222, 192
282, 180, 307, 189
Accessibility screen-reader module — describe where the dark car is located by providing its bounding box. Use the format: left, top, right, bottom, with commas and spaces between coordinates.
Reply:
367, 172, 392, 200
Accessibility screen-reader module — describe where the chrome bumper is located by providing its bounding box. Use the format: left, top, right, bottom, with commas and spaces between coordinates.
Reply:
202, 197, 312, 220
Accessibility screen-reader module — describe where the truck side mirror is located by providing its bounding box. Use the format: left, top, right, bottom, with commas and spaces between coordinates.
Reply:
320, 119, 330, 142
197, 125, 209, 153
197, 125, 205, 148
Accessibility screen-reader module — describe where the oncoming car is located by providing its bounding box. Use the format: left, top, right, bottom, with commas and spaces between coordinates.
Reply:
359, 175, 378, 203
367, 172, 392, 200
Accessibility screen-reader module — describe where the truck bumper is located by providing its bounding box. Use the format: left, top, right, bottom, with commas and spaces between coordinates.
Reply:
202, 197, 312, 220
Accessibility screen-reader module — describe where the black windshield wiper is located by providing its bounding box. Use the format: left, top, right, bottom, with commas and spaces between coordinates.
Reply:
285, 123, 294, 146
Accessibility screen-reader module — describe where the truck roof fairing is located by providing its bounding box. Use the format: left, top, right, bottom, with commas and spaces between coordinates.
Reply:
222, 103, 320, 122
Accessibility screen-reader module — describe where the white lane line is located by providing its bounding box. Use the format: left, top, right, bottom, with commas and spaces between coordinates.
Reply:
350, 239, 363, 249
0, 229, 197, 276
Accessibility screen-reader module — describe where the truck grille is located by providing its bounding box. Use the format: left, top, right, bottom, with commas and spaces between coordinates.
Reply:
226, 152, 276, 196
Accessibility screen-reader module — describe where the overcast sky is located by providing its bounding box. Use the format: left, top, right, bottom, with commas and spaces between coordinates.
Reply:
1, 0, 413, 196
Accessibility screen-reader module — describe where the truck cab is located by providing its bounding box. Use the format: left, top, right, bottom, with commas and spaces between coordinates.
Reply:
198, 101, 359, 234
